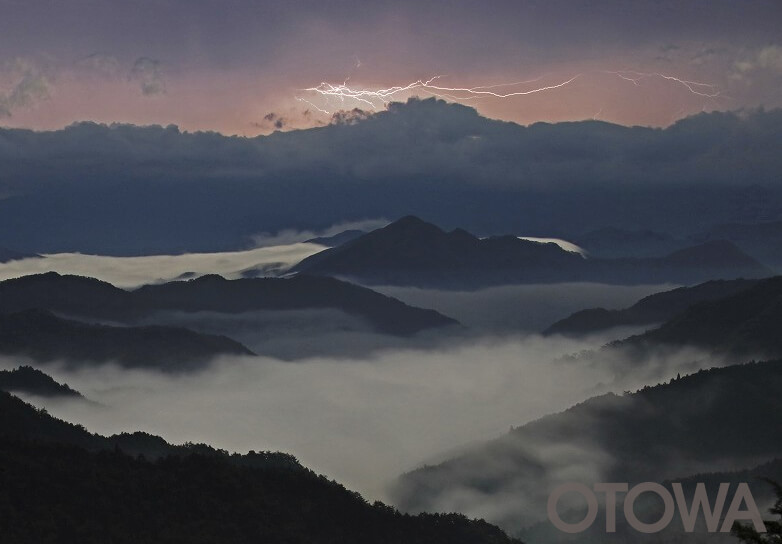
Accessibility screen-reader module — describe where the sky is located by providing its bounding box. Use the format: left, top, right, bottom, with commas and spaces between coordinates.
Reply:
1, 0, 781, 135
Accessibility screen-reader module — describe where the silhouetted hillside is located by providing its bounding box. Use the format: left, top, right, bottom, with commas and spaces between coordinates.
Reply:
0, 390, 286, 460
0, 309, 253, 370
694, 220, 782, 269
293, 217, 771, 288
0, 391, 520, 544
614, 276, 782, 360
0, 365, 81, 397
0, 272, 457, 336
545, 278, 758, 336
393, 360, 782, 533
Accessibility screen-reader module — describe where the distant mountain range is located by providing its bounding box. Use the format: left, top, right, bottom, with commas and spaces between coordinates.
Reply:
0, 309, 253, 370
392, 360, 782, 534
293, 216, 772, 288
612, 276, 782, 361
0, 272, 457, 368
0, 365, 82, 398
574, 227, 687, 259
0, 388, 520, 543
692, 219, 782, 269
574, 221, 782, 270
0, 272, 457, 336
545, 278, 759, 336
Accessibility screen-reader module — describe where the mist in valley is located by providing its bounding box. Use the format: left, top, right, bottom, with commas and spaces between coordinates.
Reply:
0, 281, 724, 509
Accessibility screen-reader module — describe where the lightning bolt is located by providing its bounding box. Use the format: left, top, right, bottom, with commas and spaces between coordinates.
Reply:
289, 67, 728, 130
296, 96, 331, 115
300, 74, 581, 112
606, 70, 723, 98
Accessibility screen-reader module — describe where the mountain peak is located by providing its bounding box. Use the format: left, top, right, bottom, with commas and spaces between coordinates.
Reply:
383, 215, 444, 234
664, 239, 766, 268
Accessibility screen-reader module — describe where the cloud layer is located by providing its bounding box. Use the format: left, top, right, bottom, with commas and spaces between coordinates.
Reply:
1, 101, 780, 254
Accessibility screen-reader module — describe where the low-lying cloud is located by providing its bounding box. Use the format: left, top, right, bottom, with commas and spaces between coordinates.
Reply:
375, 283, 673, 333
250, 218, 388, 248
3, 329, 722, 506
0, 242, 324, 288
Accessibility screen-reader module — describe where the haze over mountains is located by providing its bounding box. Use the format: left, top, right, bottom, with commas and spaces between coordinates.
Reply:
393, 360, 782, 537
0, 388, 521, 543
1, 100, 781, 255
612, 276, 782, 362
578, 220, 782, 268
0, 272, 456, 335
0, 272, 458, 367
545, 278, 759, 336
0, 95, 780, 544
385, 273, 782, 539
0, 365, 82, 398
0, 309, 253, 371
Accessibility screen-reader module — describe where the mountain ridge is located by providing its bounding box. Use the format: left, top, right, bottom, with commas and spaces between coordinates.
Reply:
545, 278, 759, 336
293, 216, 772, 288
393, 360, 782, 533
0, 389, 521, 543
0, 271, 458, 336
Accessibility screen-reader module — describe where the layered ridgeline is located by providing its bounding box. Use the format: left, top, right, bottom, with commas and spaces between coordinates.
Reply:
292, 216, 772, 288
0, 365, 82, 398
693, 219, 782, 269
0, 272, 457, 369
610, 276, 782, 362
392, 360, 782, 537
574, 227, 688, 259
0, 309, 253, 370
545, 278, 759, 336
575, 221, 782, 269
0, 389, 520, 544
548, 276, 782, 378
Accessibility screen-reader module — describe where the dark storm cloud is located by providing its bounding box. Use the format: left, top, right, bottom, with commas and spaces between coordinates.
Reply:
2, 1, 778, 63
0, 98, 781, 254
258, 112, 286, 130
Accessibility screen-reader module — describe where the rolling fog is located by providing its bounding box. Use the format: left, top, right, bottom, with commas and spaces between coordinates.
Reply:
0, 246, 726, 516
0, 279, 717, 507
2, 335, 620, 502
0, 242, 324, 288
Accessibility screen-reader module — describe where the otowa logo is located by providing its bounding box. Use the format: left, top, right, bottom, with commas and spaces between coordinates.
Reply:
547, 482, 767, 534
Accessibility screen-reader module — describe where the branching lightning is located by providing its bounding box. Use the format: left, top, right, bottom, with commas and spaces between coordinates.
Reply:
291, 67, 727, 126
297, 74, 581, 112
606, 70, 723, 98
